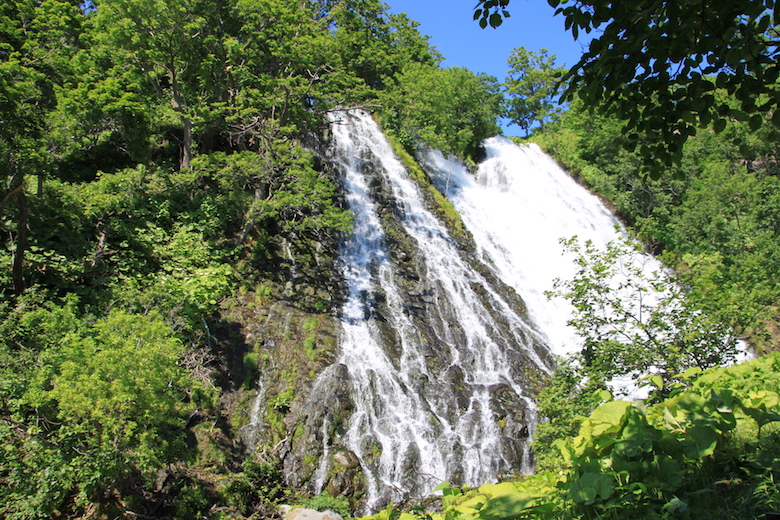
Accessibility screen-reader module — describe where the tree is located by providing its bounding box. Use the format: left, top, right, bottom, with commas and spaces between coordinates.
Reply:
39, 311, 193, 510
326, 0, 441, 92
0, 301, 195, 517
1, 0, 84, 293
94, 0, 232, 169
504, 46, 566, 136
379, 63, 503, 158
474, 0, 780, 176
547, 235, 740, 390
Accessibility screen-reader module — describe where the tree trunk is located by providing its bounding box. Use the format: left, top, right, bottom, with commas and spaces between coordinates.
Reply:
171, 78, 193, 171
180, 115, 193, 170
12, 188, 28, 294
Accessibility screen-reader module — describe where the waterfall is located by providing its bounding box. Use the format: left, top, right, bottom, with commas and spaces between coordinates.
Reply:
304, 111, 554, 512
421, 138, 629, 357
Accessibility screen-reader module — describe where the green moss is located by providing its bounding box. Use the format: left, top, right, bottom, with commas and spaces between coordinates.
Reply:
265, 409, 285, 443
243, 351, 259, 372
294, 422, 305, 440
304, 334, 317, 361
255, 283, 273, 302
386, 134, 465, 236
303, 316, 319, 331
230, 391, 254, 431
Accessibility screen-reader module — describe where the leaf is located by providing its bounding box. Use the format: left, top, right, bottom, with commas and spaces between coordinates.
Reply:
434, 481, 452, 492
478, 482, 521, 498
663, 496, 688, 514
473, 9, 483, 21
677, 366, 703, 380
567, 472, 614, 504
749, 113, 763, 131
685, 423, 720, 459
729, 109, 750, 122
477, 492, 537, 520
489, 12, 503, 27
589, 400, 631, 432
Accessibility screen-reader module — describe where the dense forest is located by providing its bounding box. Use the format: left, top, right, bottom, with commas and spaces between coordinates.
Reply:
2, 0, 780, 519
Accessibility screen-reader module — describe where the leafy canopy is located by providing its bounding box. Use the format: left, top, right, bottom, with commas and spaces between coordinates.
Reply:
475, 0, 780, 176
503, 46, 566, 136
379, 63, 503, 158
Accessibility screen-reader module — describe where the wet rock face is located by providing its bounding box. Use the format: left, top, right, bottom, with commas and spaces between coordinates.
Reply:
326, 449, 365, 499
259, 112, 556, 514
284, 363, 355, 489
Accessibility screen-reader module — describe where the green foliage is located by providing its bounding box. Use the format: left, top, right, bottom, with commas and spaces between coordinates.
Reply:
269, 386, 296, 414
46, 310, 194, 468
304, 333, 317, 361
298, 492, 353, 518
548, 235, 739, 389
173, 478, 213, 519
379, 63, 503, 159
304, 316, 319, 331
223, 458, 290, 513
555, 354, 780, 519
0, 308, 195, 518
244, 350, 259, 377
192, 147, 353, 245
328, 0, 441, 92
532, 357, 606, 471
504, 47, 567, 136
256, 283, 274, 301
532, 232, 747, 488
475, 0, 780, 176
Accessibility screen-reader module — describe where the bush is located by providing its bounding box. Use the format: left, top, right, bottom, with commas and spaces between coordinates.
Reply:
298, 492, 352, 518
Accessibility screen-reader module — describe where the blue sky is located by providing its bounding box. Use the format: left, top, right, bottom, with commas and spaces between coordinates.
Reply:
386, 0, 590, 135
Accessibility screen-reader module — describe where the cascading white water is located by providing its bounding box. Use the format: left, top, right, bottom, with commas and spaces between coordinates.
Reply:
420, 139, 749, 393
314, 112, 553, 512
422, 139, 632, 357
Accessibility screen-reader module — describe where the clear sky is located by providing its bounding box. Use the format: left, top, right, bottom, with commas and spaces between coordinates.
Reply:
385, 0, 591, 135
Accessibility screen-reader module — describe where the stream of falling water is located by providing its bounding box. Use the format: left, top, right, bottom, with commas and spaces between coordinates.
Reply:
420, 138, 630, 357
316, 111, 554, 512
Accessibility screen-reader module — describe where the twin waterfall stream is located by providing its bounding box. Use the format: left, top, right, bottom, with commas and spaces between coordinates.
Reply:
283, 111, 630, 512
